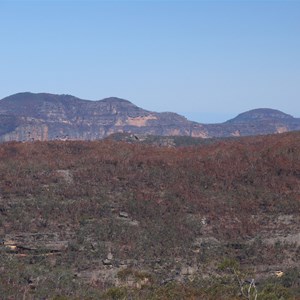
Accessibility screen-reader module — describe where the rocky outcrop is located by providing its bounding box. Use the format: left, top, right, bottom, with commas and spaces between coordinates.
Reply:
0, 93, 205, 141
0, 92, 299, 141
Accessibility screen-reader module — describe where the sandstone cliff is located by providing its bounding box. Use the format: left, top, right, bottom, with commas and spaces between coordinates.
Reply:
0, 92, 299, 141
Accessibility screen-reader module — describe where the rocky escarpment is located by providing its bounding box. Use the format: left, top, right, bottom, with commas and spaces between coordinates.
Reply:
0, 92, 299, 141
0, 93, 208, 141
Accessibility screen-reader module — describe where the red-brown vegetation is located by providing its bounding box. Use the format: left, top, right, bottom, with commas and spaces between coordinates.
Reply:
0, 132, 299, 299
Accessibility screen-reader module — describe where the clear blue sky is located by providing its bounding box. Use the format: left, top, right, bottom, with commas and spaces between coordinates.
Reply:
0, 0, 299, 123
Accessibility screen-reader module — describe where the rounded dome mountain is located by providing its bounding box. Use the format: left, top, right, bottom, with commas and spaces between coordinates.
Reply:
227, 108, 294, 123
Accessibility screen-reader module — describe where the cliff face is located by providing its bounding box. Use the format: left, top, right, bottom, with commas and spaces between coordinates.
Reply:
0, 92, 299, 141
0, 92, 206, 141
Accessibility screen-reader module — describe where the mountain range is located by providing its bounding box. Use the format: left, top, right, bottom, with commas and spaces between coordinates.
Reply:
0, 92, 299, 142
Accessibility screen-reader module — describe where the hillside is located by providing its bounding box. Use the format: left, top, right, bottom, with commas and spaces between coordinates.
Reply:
1, 92, 300, 141
0, 132, 300, 299
0, 92, 205, 141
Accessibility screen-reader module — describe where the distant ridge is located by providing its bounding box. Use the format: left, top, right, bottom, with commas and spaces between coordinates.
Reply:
0, 92, 299, 142
227, 108, 294, 123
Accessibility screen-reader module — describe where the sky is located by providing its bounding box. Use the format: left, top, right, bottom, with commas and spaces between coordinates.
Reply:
0, 0, 299, 123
